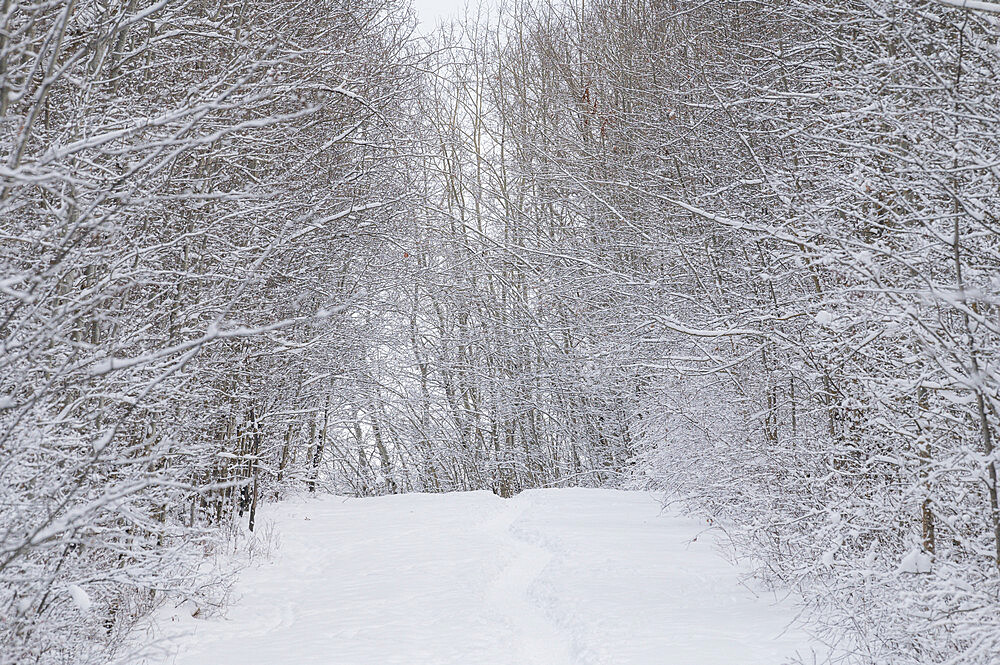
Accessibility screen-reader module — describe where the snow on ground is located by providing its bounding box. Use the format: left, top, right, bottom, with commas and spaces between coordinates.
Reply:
139, 488, 819, 665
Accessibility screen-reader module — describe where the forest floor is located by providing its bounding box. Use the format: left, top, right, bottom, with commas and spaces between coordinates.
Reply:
138, 488, 820, 665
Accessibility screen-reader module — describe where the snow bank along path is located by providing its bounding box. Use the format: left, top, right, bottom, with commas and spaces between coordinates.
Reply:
144, 488, 817, 665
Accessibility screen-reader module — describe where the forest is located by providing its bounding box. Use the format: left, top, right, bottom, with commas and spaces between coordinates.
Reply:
1, 0, 999, 663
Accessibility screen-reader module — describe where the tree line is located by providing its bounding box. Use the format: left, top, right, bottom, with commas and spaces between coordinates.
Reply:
2, 0, 999, 663
1, 0, 412, 661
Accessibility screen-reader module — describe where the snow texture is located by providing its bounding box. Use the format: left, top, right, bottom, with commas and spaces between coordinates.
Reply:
898, 549, 933, 575
143, 489, 817, 665
67, 584, 92, 614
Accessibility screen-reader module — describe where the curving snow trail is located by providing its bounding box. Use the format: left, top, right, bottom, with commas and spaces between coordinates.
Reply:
481, 493, 574, 665
140, 489, 819, 665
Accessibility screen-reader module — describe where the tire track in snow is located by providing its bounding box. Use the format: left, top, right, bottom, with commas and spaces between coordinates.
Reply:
482, 495, 575, 665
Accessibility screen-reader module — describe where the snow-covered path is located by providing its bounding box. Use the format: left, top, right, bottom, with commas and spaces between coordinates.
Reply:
143, 489, 817, 665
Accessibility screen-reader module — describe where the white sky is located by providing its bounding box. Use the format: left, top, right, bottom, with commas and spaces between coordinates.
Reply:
411, 0, 469, 27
